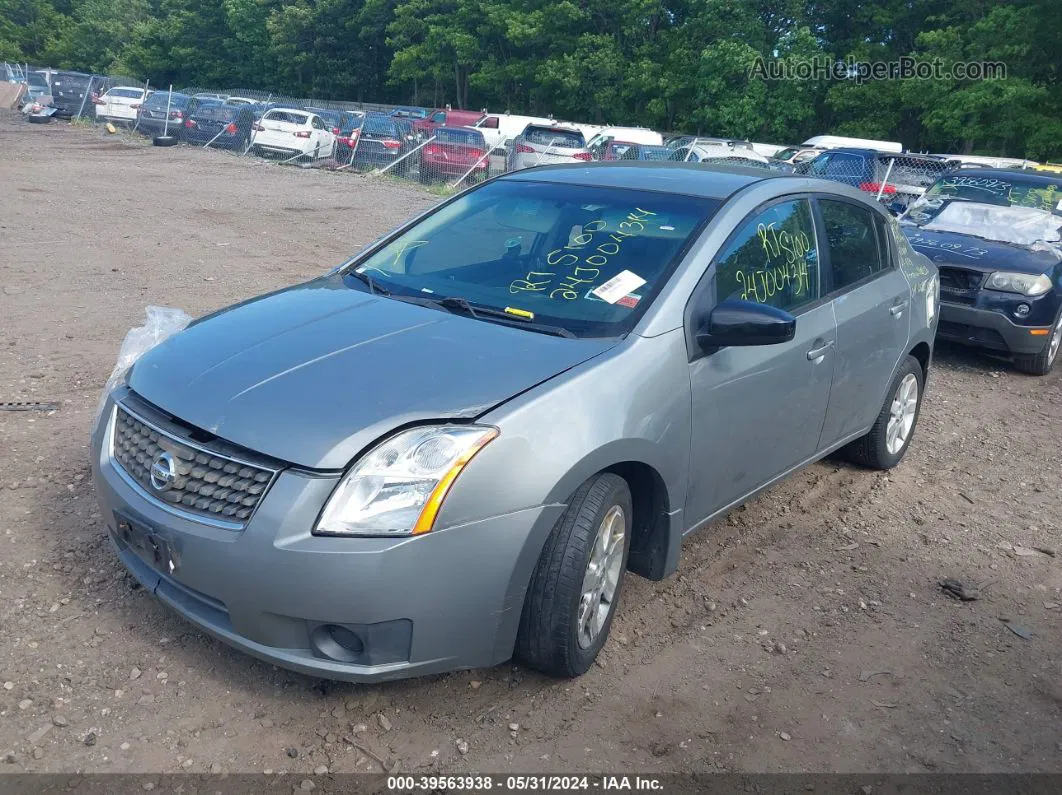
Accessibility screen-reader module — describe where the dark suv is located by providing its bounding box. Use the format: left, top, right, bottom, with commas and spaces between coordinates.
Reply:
49, 71, 110, 119
900, 168, 1062, 374
802, 148, 952, 214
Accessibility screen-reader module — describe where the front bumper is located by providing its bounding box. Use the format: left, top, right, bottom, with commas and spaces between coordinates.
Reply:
91, 394, 560, 682
937, 302, 1053, 355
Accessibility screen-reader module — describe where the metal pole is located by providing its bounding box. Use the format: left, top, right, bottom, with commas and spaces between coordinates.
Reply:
75, 75, 93, 121
336, 127, 366, 171
203, 122, 230, 149
375, 135, 436, 175
162, 84, 173, 137
449, 144, 493, 189
132, 78, 149, 132
877, 157, 896, 201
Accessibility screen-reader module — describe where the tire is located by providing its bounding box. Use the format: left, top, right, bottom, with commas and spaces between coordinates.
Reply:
28, 115, 52, 124
419, 166, 434, 184
1013, 309, 1062, 376
843, 355, 924, 469
152, 135, 178, 147
516, 473, 632, 677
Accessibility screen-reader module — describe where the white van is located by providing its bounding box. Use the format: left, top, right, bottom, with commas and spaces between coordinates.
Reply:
802, 135, 903, 153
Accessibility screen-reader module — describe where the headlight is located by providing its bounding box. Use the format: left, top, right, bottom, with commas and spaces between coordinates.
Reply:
315, 425, 498, 537
984, 271, 1052, 296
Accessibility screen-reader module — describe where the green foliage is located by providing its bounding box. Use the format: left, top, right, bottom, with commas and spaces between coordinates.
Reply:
1, 0, 1060, 159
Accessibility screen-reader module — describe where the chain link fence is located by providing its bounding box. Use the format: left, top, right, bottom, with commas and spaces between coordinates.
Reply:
5, 62, 976, 206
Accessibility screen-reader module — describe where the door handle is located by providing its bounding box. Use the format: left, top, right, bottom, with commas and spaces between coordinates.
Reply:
890, 300, 908, 317
807, 340, 835, 360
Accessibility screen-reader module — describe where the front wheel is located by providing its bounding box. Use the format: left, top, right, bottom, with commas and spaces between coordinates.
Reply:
516, 473, 632, 677
1013, 310, 1062, 376
843, 355, 924, 469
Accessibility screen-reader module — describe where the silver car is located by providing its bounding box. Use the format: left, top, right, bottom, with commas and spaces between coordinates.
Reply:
91, 163, 939, 682
507, 123, 592, 170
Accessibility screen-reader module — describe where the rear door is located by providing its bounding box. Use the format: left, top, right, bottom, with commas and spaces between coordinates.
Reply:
815, 197, 911, 447
685, 197, 837, 526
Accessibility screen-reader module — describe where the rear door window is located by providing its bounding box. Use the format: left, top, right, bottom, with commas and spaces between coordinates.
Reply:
713, 199, 821, 312
818, 200, 886, 291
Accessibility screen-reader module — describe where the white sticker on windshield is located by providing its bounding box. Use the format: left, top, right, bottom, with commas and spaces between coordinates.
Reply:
591, 270, 647, 304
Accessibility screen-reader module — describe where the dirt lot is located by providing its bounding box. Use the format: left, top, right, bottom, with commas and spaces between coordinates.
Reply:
1, 113, 1061, 777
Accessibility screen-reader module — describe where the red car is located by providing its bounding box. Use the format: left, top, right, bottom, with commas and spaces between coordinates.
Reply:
419, 127, 489, 183
412, 108, 486, 140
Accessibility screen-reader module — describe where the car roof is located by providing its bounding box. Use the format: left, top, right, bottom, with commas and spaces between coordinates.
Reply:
500, 161, 777, 198
949, 167, 1062, 185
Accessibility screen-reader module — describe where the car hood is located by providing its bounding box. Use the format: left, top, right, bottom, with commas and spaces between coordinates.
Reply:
900, 225, 1062, 274
128, 279, 615, 469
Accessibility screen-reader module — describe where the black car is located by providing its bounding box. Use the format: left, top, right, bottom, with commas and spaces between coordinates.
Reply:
802, 148, 951, 214
49, 71, 109, 119
347, 113, 415, 170
900, 168, 1062, 374
183, 103, 256, 150
616, 143, 674, 161
135, 91, 192, 137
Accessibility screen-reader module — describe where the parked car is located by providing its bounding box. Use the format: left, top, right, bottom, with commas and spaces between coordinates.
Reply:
900, 168, 1062, 374
390, 106, 429, 120
617, 143, 674, 161
92, 163, 937, 683
183, 103, 256, 150
413, 107, 486, 140
93, 86, 151, 123
586, 127, 663, 159
507, 124, 591, 170
49, 71, 108, 119
419, 126, 489, 183
250, 108, 337, 160
135, 91, 192, 137
668, 142, 770, 166
472, 113, 557, 152
773, 145, 824, 165
345, 112, 414, 170
803, 134, 903, 153
801, 149, 951, 213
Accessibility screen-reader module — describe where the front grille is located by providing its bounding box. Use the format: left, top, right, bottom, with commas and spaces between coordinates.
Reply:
111, 405, 275, 525
938, 266, 984, 306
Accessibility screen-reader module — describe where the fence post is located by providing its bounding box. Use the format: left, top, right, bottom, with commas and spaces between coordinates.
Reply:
449, 144, 493, 189
75, 75, 93, 121
375, 135, 437, 176
877, 157, 896, 202
131, 79, 149, 132
162, 84, 173, 137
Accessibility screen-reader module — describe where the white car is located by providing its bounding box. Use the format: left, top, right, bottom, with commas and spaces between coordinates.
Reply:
250, 109, 337, 160
473, 113, 555, 152
94, 87, 151, 123
586, 126, 663, 155
670, 140, 770, 165
507, 124, 591, 170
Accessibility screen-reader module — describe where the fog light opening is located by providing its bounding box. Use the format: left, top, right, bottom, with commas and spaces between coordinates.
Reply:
1015, 303, 1031, 318
309, 623, 365, 663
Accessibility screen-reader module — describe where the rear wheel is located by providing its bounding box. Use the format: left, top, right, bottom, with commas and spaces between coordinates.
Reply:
843, 355, 924, 469
1014, 309, 1062, 376
516, 473, 631, 677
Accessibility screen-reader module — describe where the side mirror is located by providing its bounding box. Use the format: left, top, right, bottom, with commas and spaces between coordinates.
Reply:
697, 300, 796, 350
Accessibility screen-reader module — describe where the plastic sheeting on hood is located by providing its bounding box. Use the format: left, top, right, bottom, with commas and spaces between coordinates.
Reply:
923, 202, 1062, 249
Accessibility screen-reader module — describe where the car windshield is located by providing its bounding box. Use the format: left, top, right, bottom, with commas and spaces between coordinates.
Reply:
524, 127, 584, 148
343, 179, 719, 338
197, 105, 241, 121
905, 173, 1062, 227
362, 116, 398, 135
435, 128, 483, 145
264, 110, 307, 125
143, 92, 189, 109
636, 146, 673, 161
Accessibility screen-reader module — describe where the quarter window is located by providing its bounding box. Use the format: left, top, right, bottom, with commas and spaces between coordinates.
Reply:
713, 199, 820, 312
819, 200, 885, 290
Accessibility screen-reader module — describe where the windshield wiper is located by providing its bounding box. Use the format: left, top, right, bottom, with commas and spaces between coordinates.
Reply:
346, 270, 390, 296
391, 294, 576, 338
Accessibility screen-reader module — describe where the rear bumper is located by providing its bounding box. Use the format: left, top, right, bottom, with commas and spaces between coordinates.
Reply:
937, 302, 1052, 355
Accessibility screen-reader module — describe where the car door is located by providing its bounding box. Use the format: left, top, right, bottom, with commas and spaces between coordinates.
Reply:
815, 197, 911, 447
685, 197, 837, 526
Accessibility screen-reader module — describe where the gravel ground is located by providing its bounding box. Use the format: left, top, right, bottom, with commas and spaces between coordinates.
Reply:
1, 113, 1061, 776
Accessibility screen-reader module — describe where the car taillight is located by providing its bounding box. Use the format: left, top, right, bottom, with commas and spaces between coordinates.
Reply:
859, 182, 896, 194
294, 130, 311, 138
424, 144, 442, 157
184, 119, 195, 128
381, 139, 401, 149
252, 121, 262, 131
170, 110, 183, 120
516, 143, 535, 153
225, 122, 238, 134
572, 152, 592, 161
332, 127, 340, 135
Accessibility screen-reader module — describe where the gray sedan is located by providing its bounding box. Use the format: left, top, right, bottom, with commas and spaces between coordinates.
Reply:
91, 163, 939, 682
